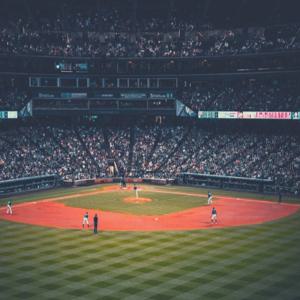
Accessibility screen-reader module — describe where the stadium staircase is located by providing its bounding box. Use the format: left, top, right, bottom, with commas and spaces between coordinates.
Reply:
17, 126, 60, 170
45, 126, 68, 155
74, 128, 102, 176
102, 128, 112, 157
247, 136, 289, 176
127, 127, 135, 175
44, 126, 84, 175
206, 90, 226, 109
102, 127, 122, 176
0, 133, 27, 174
194, 133, 237, 171
162, 130, 236, 176
169, 128, 212, 176
153, 127, 191, 174
221, 134, 257, 170
143, 128, 162, 172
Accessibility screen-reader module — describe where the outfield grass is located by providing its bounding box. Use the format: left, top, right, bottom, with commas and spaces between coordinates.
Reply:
0, 184, 300, 206
61, 190, 207, 215
154, 184, 300, 204
0, 184, 300, 299
0, 185, 101, 207
1, 183, 299, 208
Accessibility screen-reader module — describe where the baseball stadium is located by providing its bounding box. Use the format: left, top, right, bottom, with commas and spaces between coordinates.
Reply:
0, 0, 300, 299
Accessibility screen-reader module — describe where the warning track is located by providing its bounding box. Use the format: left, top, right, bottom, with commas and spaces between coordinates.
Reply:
0, 187, 299, 231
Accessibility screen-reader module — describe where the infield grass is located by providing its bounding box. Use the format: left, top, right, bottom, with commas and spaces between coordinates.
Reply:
1, 183, 299, 207
61, 190, 207, 215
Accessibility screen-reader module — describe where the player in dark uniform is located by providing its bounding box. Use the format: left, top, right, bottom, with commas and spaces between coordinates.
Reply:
134, 183, 139, 198
211, 207, 217, 224
120, 176, 126, 188
93, 213, 98, 234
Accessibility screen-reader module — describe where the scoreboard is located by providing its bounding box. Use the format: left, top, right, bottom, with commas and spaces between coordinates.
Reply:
55, 62, 88, 73
198, 111, 300, 120
0, 111, 18, 119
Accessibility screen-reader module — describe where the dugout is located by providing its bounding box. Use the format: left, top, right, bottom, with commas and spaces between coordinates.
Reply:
0, 174, 61, 196
177, 173, 273, 193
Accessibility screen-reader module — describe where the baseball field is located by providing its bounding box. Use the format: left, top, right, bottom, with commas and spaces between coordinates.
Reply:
0, 184, 300, 299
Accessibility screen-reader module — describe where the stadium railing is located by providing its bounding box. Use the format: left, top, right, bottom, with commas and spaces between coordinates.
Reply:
177, 172, 274, 193
0, 174, 61, 196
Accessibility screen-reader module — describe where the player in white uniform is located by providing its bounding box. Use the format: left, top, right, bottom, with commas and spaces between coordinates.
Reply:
82, 212, 89, 228
6, 200, 13, 215
134, 183, 139, 198
208, 191, 213, 205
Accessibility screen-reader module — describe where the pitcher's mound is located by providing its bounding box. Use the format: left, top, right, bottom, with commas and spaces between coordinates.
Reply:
123, 197, 152, 204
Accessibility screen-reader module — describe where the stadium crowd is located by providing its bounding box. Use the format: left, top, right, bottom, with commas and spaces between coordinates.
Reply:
0, 124, 299, 194
0, 11, 299, 57
180, 77, 300, 111
0, 89, 28, 110
1, 77, 300, 111
0, 77, 29, 110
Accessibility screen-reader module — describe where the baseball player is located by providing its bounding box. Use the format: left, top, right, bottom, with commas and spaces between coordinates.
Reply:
93, 213, 98, 234
134, 183, 139, 199
82, 212, 89, 228
208, 191, 213, 205
211, 207, 217, 224
6, 200, 13, 215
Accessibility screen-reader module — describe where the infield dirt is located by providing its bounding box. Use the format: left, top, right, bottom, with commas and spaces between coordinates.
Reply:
1, 185, 299, 231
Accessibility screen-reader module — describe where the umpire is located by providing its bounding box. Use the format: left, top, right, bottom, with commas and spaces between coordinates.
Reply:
93, 213, 99, 234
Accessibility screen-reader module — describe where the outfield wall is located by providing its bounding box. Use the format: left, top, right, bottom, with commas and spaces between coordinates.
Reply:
1, 174, 297, 198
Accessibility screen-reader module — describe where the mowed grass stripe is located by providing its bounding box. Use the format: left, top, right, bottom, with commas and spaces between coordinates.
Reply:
0, 217, 299, 298
0, 185, 103, 207
0, 185, 300, 299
